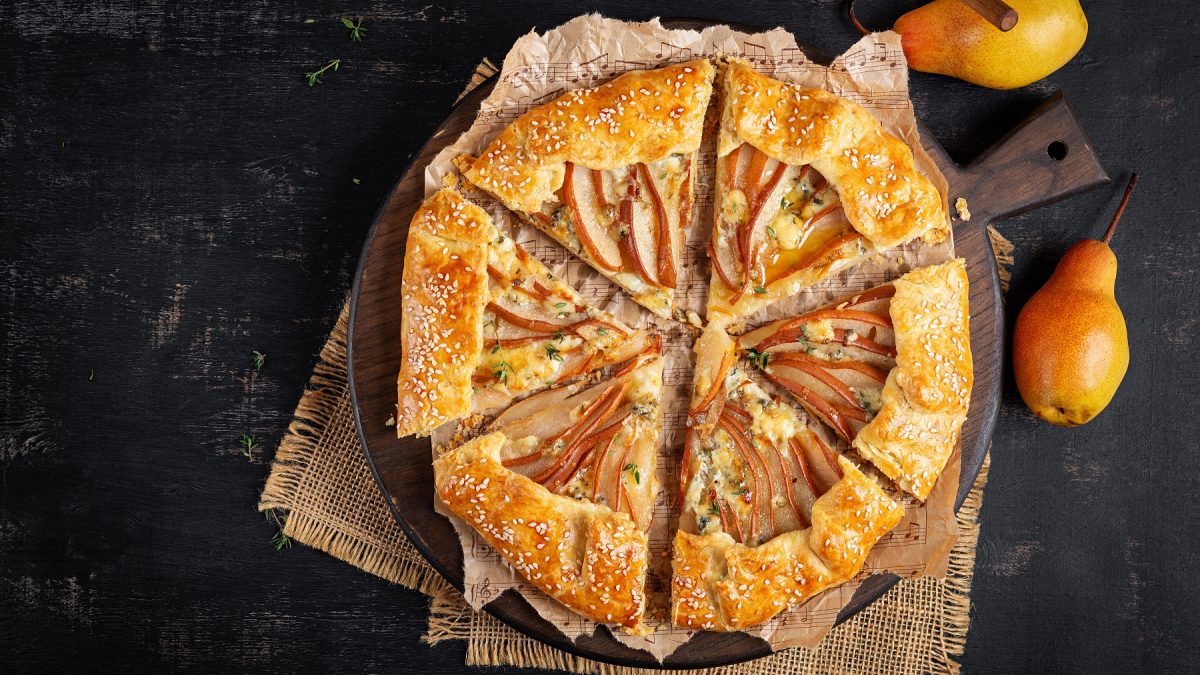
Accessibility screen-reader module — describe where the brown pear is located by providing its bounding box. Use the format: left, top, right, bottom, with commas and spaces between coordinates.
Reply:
1013, 175, 1137, 427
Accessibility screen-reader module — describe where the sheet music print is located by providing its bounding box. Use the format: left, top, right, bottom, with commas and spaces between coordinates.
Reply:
476, 87, 566, 129
876, 502, 928, 548
833, 40, 903, 74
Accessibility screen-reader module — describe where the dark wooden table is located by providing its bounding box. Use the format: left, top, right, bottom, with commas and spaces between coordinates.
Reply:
2, 2, 1197, 672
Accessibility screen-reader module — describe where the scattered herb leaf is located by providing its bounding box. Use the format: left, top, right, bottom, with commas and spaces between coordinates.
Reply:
352, 177, 361, 185
341, 16, 367, 41
304, 58, 341, 87
263, 508, 292, 550
88, 368, 94, 382
493, 360, 514, 383
251, 350, 266, 370
240, 434, 260, 460
545, 343, 563, 362
623, 463, 641, 484
709, 502, 720, 516
745, 348, 770, 370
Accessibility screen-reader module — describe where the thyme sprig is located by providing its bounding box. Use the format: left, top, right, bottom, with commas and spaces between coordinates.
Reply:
305, 59, 340, 86
239, 434, 260, 460
341, 17, 367, 41
263, 508, 292, 550
745, 348, 771, 370
623, 463, 641, 485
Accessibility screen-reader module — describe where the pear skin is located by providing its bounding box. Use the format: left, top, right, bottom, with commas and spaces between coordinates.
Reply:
1013, 176, 1138, 427
895, 0, 1088, 90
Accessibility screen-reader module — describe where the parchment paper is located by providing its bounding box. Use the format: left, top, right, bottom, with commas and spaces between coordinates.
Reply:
423, 16, 961, 661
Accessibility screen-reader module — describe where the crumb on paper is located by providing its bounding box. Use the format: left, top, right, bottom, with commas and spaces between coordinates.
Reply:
685, 310, 703, 329
445, 414, 486, 450
955, 197, 971, 222
452, 153, 476, 174
385, 415, 396, 427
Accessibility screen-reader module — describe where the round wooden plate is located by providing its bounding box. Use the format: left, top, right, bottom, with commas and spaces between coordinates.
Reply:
347, 21, 1107, 670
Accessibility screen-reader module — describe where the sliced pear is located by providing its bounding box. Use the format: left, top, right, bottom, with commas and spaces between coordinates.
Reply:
638, 163, 676, 289
735, 159, 793, 298
619, 172, 660, 287
563, 162, 622, 271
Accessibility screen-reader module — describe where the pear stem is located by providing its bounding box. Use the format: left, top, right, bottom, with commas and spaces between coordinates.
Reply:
1102, 173, 1139, 245
847, 0, 870, 37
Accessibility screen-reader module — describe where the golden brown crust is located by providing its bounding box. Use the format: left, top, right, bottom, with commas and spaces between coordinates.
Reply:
670, 457, 903, 631
464, 60, 715, 215
433, 431, 649, 632
396, 189, 496, 437
397, 189, 651, 436
717, 59, 946, 250
852, 259, 972, 499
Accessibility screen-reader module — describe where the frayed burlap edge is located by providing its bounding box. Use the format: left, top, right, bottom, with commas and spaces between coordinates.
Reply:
256, 301, 448, 597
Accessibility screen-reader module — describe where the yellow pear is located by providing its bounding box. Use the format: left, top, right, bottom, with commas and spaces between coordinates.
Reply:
890, 0, 1089, 90
1012, 175, 1138, 427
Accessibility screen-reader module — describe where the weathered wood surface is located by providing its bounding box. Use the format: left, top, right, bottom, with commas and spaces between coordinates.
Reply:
1, 1, 1197, 672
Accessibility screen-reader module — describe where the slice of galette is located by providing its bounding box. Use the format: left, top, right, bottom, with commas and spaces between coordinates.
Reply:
395, 188, 653, 438
707, 59, 948, 327
671, 324, 904, 631
433, 344, 664, 633
737, 259, 972, 500
457, 60, 716, 319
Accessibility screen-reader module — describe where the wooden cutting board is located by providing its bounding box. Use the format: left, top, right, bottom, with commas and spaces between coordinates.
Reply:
346, 28, 1109, 670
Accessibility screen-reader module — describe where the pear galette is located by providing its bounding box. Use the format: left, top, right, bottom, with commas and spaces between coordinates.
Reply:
671, 324, 905, 630
706, 59, 947, 327
402, 59, 972, 637
738, 259, 972, 500
458, 60, 716, 319
395, 188, 652, 438
434, 342, 664, 633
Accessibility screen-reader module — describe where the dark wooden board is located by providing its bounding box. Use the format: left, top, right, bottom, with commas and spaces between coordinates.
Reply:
347, 24, 1109, 670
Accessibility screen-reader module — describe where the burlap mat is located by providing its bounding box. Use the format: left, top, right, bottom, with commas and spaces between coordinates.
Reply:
259, 59, 1009, 675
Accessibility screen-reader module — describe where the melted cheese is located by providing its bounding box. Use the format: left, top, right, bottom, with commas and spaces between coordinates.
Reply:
804, 318, 836, 343
626, 360, 664, 402
722, 188, 748, 225
482, 335, 583, 391
850, 385, 883, 415
769, 211, 807, 250
747, 397, 799, 449
614, 271, 652, 295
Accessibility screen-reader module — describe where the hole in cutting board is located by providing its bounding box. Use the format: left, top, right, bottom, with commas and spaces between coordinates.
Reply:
1047, 141, 1069, 161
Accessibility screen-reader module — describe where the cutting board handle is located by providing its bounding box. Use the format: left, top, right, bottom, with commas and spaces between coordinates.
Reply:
932, 91, 1110, 227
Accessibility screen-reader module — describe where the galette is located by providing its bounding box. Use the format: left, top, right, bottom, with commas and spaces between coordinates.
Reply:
400, 57, 971, 637
458, 60, 716, 319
